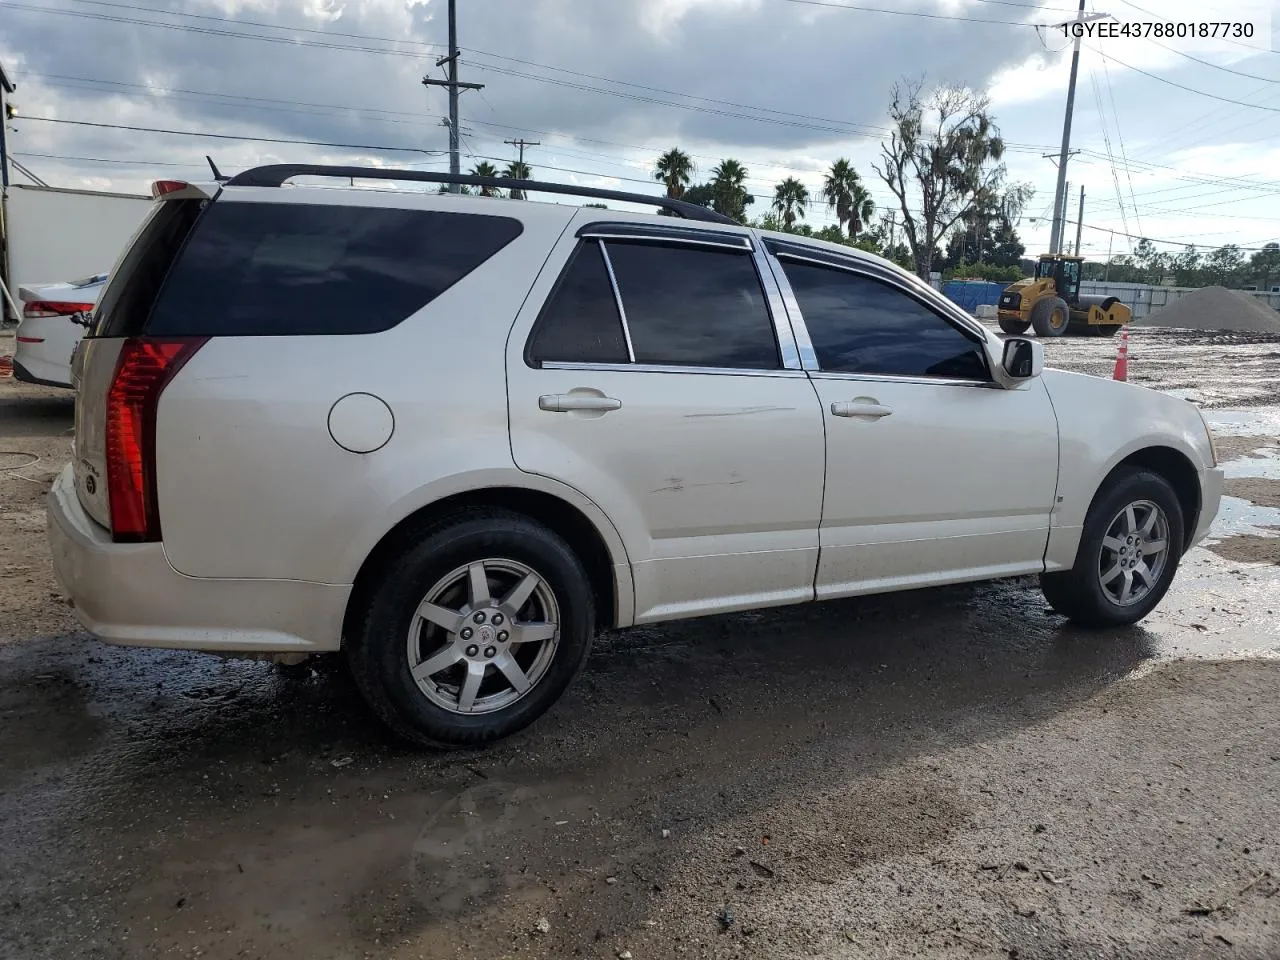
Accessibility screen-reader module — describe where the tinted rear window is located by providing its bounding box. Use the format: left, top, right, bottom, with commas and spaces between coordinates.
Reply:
145, 202, 522, 337
93, 199, 203, 338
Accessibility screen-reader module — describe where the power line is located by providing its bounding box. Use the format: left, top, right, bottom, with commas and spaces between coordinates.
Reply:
1097, 51, 1142, 239
1092, 46, 1280, 112
19, 115, 445, 154
13, 151, 202, 166
1141, 37, 1280, 84
781, 0, 1038, 26
1115, 0, 1277, 56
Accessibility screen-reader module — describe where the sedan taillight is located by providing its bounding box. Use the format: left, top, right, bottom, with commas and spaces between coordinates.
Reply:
23, 300, 96, 318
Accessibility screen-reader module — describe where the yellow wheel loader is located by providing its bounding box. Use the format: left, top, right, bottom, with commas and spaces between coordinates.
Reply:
996, 254, 1132, 338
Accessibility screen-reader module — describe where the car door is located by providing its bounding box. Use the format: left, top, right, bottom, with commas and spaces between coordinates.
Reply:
506, 218, 826, 625
765, 242, 1060, 599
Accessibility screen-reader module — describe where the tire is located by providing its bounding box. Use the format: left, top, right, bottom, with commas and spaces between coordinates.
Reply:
1040, 467, 1185, 628
1030, 296, 1070, 337
347, 509, 595, 747
998, 316, 1031, 335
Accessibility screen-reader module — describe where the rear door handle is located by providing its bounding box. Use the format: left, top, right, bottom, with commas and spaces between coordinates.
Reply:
538, 394, 622, 413
831, 400, 893, 420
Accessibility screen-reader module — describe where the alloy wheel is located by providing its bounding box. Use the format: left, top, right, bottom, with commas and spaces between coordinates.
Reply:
406, 558, 560, 714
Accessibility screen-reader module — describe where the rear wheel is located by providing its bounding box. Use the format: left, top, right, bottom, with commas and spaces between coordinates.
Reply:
347, 509, 595, 747
998, 316, 1031, 335
1041, 467, 1184, 627
1030, 296, 1070, 338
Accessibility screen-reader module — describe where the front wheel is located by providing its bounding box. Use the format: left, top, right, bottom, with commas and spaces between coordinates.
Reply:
1041, 467, 1184, 627
1092, 324, 1122, 337
999, 316, 1031, 335
347, 509, 595, 747
1031, 296, 1071, 337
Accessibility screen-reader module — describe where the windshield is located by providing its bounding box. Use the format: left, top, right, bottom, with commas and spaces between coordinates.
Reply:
1036, 259, 1055, 279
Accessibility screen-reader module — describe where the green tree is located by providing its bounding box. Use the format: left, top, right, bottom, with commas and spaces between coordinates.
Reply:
503, 160, 532, 199
772, 177, 809, 231
710, 159, 753, 222
874, 79, 1013, 280
1205, 244, 1245, 286
822, 159, 874, 239
682, 182, 715, 208
1170, 245, 1202, 287
469, 161, 501, 197
1248, 242, 1280, 289
654, 148, 694, 208
1133, 238, 1168, 285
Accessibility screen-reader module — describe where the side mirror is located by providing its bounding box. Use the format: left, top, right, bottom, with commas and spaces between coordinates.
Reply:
1002, 337, 1043, 380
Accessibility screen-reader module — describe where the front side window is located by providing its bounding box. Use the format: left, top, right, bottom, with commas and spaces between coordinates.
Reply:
781, 261, 989, 380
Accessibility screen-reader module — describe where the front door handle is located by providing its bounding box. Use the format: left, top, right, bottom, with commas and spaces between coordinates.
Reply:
831, 399, 893, 420
538, 394, 622, 413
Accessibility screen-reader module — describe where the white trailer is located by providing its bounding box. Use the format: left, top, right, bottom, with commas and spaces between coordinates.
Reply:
2, 183, 152, 320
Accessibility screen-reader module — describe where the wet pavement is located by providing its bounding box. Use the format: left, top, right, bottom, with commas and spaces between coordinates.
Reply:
2, 327, 1279, 959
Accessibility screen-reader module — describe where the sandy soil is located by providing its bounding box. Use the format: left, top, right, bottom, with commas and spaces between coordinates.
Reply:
3, 326, 1280, 960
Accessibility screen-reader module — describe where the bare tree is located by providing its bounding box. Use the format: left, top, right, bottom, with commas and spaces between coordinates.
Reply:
874, 79, 1014, 280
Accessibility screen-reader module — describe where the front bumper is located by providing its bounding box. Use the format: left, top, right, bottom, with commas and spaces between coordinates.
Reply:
1191, 466, 1225, 548
46, 464, 349, 652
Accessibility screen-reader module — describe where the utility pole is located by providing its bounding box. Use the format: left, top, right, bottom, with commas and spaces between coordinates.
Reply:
502, 138, 539, 199
1075, 185, 1085, 256
504, 138, 539, 170
1049, 1, 1110, 254
421, 0, 484, 193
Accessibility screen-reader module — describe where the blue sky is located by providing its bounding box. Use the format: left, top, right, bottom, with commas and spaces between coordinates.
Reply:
2, 0, 1279, 261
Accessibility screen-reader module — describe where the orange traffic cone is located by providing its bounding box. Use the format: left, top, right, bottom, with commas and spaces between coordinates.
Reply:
1112, 327, 1130, 382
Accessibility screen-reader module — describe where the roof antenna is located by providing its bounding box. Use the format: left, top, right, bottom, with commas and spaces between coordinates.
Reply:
206, 155, 229, 182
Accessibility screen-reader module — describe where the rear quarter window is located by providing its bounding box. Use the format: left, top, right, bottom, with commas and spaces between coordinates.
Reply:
145, 202, 523, 336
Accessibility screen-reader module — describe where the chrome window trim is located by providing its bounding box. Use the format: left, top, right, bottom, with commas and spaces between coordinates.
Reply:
757, 243, 817, 370
749, 238, 802, 370
808, 370, 993, 389
582, 232, 754, 253
575, 220, 753, 250
541, 360, 807, 378
597, 239, 636, 363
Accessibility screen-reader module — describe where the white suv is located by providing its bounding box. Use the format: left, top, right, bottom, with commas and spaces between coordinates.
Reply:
48, 166, 1224, 747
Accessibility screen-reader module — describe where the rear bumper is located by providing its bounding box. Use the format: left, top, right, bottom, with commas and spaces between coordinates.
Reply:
12, 356, 72, 389
46, 464, 349, 652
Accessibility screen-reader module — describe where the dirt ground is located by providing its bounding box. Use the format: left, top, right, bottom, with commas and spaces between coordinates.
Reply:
3, 326, 1280, 960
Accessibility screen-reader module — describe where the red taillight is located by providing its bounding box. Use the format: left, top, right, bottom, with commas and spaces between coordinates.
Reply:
151, 179, 189, 199
105, 337, 206, 542
23, 300, 96, 318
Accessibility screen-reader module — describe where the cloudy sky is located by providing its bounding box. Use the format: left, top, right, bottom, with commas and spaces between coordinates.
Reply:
3, 0, 1279, 262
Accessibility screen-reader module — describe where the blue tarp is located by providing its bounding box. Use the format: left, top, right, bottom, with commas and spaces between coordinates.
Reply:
942, 280, 1007, 314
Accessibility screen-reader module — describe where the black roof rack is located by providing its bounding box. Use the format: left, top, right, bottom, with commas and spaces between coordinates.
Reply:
223, 164, 737, 225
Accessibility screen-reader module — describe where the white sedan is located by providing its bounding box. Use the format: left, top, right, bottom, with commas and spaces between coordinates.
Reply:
14, 273, 106, 388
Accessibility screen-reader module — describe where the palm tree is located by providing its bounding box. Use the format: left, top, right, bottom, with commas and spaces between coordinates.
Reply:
710, 158, 752, 222
772, 177, 809, 232
504, 160, 532, 200
822, 158, 874, 239
654, 148, 694, 207
470, 161, 501, 197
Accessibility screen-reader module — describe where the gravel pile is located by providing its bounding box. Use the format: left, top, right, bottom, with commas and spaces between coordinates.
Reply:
1140, 285, 1280, 333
